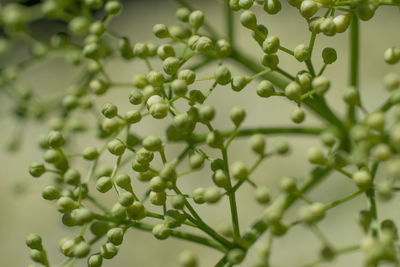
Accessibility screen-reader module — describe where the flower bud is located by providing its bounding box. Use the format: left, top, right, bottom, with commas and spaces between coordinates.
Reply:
312, 76, 330, 95
357, 4, 376, 21
107, 139, 126, 156
262, 54, 279, 69
300, 0, 319, 18
142, 135, 162, 151
29, 162, 46, 177
320, 17, 336, 36
240, 10, 257, 30
150, 191, 167, 205
216, 39, 232, 57
153, 24, 169, 38
48, 130, 64, 148
307, 147, 325, 164
96, 176, 113, 193
88, 254, 103, 267
163, 57, 180, 75
285, 81, 302, 101
366, 112, 385, 132
179, 250, 198, 267
384, 47, 400, 65
264, 0, 282, 14
189, 10, 204, 30
333, 14, 351, 33
199, 105, 215, 122
255, 186, 271, 204
231, 161, 248, 180
291, 107, 305, 124
152, 224, 170, 240
26, 233, 43, 250
42, 185, 60, 200
101, 102, 118, 118
262, 36, 280, 54
352, 170, 371, 189
384, 73, 399, 91
249, 134, 265, 155
204, 188, 221, 203
100, 243, 118, 259
230, 106, 246, 127
64, 168, 81, 185
227, 248, 245, 264
213, 169, 229, 188
322, 47, 337, 64
298, 202, 326, 224
343, 86, 360, 106
147, 70, 165, 87
214, 66, 232, 85
294, 44, 310, 62
105, 1, 122, 15
231, 76, 249, 92
107, 228, 124, 246
176, 7, 190, 22
257, 80, 275, 98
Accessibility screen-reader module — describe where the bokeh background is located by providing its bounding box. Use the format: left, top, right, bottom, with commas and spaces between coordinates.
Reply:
0, 0, 399, 266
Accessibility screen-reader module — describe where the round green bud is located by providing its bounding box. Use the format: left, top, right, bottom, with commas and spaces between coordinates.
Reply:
136, 148, 154, 164
357, 4, 376, 21
59, 237, 76, 257
377, 181, 393, 201
90, 221, 109, 237
142, 135, 162, 151
125, 110, 142, 124
160, 163, 177, 182
102, 118, 120, 134
291, 107, 305, 124
192, 187, 206, 204
111, 203, 127, 220
171, 195, 186, 209
105, 0, 122, 15
157, 44, 175, 60
262, 53, 279, 69
178, 69, 196, 85
150, 176, 167, 192
297, 72, 312, 92
117, 37, 134, 60
307, 147, 325, 164
88, 254, 103, 267
240, 10, 257, 30
264, 0, 282, 14
29, 162, 46, 177
280, 176, 297, 193
252, 24, 268, 46
71, 207, 92, 225
214, 65, 232, 85
189, 153, 205, 169
42, 185, 60, 200
320, 131, 336, 147
274, 140, 290, 155
216, 39, 232, 57
133, 43, 149, 59
239, 0, 254, 9
96, 176, 113, 193
48, 130, 64, 148
89, 21, 105, 36
204, 188, 221, 204
384, 73, 399, 91
231, 161, 248, 180
152, 224, 170, 240
309, 16, 324, 33
230, 0, 241, 11
320, 17, 336, 36
343, 86, 360, 106
163, 57, 180, 75
300, 0, 319, 18
257, 80, 275, 98
372, 144, 392, 162
189, 10, 204, 30
298, 202, 326, 224
179, 249, 198, 267
285, 81, 302, 101
101, 102, 118, 118
262, 36, 280, 54
384, 47, 400, 65
119, 192, 134, 207
206, 130, 224, 148
150, 191, 167, 206
107, 139, 126, 156
255, 186, 271, 204
62, 95, 79, 110
322, 47, 337, 64
333, 14, 351, 33
44, 149, 62, 163
147, 71, 165, 87
312, 76, 330, 95
176, 7, 190, 22
231, 76, 249, 92
263, 206, 283, 224
153, 24, 170, 38
366, 112, 385, 131
294, 44, 310, 62
82, 146, 99, 160
171, 79, 188, 96
90, 79, 109, 95
217, 221, 233, 238
30, 249, 44, 263
57, 196, 78, 213
147, 95, 164, 109
227, 248, 245, 264
169, 24, 192, 39
199, 105, 215, 122
100, 243, 118, 259
73, 241, 90, 258
115, 173, 132, 191
69, 16, 90, 35
127, 201, 146, 220
350, 124, 369, 142
26, 233, 42, 250
230, 106, 246, 127
213, 169, 229, 188
352, 170, 371, 189
64, 168, 81, 186
188, 35, 201, 50
249, 134, 265, 155
107, 228, 124, 246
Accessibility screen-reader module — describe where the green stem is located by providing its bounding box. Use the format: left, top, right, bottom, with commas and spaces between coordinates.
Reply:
367, 163, 379, 237
325, 190, 363, 210
348, 15, 359, 124
221, 147, 241, 239
226, 2, 234, 45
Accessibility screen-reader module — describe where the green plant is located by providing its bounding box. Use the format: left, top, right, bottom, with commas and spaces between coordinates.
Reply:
1, 0, 400, 266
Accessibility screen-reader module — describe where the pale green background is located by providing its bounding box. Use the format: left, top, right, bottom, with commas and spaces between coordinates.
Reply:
0, 1, 399, 266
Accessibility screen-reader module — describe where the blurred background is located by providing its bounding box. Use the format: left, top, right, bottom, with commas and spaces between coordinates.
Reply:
0, 0, 399, 266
